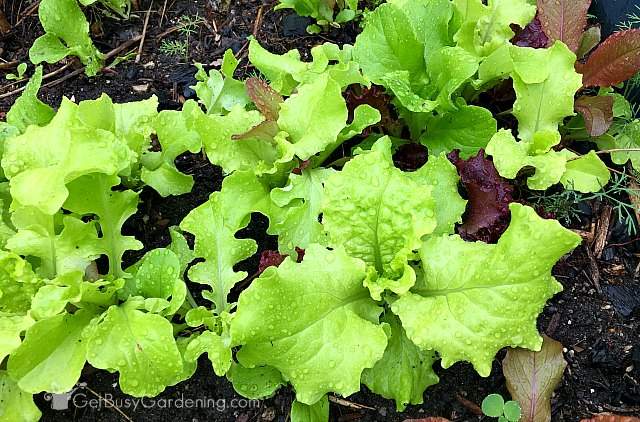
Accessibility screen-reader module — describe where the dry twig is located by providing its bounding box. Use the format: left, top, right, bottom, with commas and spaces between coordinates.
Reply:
136, 5, 152, 63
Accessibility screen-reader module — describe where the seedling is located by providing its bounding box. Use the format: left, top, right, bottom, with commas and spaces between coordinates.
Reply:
482, 394, 522, 422
5, 63, 27, 81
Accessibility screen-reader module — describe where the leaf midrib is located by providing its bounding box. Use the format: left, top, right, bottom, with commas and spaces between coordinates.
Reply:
271, 291, 372, 342
413, 279, 540, 297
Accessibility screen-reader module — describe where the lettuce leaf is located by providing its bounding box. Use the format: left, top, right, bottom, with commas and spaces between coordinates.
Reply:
231, 245, 387, 405
8, 309, 95, 393
29, 0, 104, 76
1, 99, 135, 215
0, 370, 41, 422
323, 137, 436, 299
141, 102, 202, 196
180, 171, 272, 314
392, 204, 581, 377
83, 299, 185, 396
362, 313, 439, 411
270, 168, 334, 255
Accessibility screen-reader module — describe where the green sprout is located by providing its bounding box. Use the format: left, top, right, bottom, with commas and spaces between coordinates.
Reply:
5, 63, 28, 81
482, 394, 522, 422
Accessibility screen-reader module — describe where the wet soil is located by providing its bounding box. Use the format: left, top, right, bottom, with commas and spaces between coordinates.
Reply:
1, 0, 639, 421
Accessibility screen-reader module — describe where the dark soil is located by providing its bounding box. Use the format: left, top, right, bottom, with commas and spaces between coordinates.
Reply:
1, 1, 639, 421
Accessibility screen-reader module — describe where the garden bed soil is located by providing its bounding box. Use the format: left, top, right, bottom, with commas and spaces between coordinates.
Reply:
1, 1, 639, 421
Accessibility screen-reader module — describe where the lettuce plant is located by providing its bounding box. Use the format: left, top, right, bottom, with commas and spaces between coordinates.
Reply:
276, 0, 361, 33
29, 0, 132, 76
7, 0, 640, 420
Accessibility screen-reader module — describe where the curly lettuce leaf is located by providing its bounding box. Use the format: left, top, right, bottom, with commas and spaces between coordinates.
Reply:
278, 73, 348, 160
184, 330, 232, 376
123, 249, 186, 316
141, 102, 202, 196
84, 299, 185, 397
0, 315, 35, 365
323, 137, 436, 299
487, 129, 610, 192
291, 396, 330, 422
407, 154, 466, 236
8, 309, 95, 393
559, 150, 611, 193
190, 103, 295, 176
270, 168, 334, 255
453, 0, 536, 58
0, 183, 14, 247
193, 50, 249, 114
0, 251, 42, 315
511, 42, 583, 143
64, 174, 142, 277
29, 0, 104, 76
419, 105, 497, 158
180, 171, 273, 314
1, 99, 135, 215
392, 204, 581, 377
75, 94, 158, 165
30, 272, 84, 320
7, 212, 103, 279
354, 1, 479, 114
5, 66, 54, 134
249, 39, 366, 96
362, 313, 439, 411
231, 245, 387, 405
353, 2, 427, 84
0, 370, 41, 422
227, 363, 284, 400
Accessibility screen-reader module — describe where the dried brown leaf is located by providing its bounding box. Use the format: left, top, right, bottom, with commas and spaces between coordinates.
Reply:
578, 29, 640, 87
537, 0, 591, 52
503, 335, 567, 422
575, 95, 614, 136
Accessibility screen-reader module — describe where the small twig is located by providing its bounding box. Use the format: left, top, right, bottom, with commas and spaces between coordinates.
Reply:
455, 393, 483, 416
253, 6, 264, 37
159, 0, 169, 27
328, 395, 374, 411
84, 386, 133, 422
14, 0, 40, 27
42, 67, 84, 89
136, 6, 152, 63
105, 34, 144, 60
592, 205, 612, 259
156, 26, 178, 40
0, 60, 19, 70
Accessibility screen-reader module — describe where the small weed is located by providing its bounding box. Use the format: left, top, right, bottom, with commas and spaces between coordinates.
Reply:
531, 171, 640, 235
617, 5, 640, 31
159, 40, 188, 58
159, 14, 204, 60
